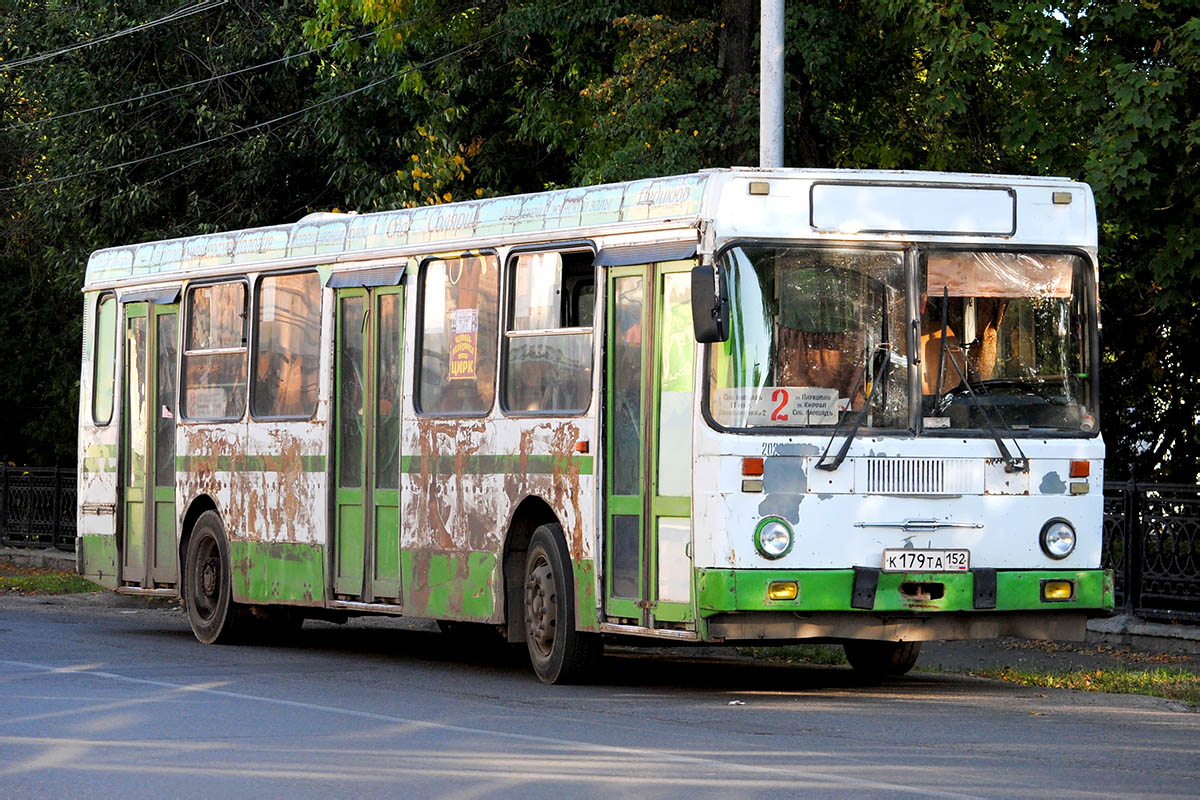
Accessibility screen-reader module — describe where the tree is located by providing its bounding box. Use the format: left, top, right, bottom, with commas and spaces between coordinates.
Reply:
0, 0, 332, 464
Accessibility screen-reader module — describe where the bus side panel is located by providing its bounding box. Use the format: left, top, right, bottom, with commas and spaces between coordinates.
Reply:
177, 424, 328, 608
400, 416, 595, 625
237, 420, 328, 606
78, 291, 120, 588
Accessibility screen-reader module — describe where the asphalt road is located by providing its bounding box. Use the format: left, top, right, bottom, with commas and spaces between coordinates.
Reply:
1, 598, 1197, 799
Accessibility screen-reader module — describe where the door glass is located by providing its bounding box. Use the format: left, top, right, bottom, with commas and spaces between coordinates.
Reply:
612, 276, 643, 496
127, 317, 148, 484
338, 297, 365, 488
611, 514, 640, 598
657, 518, 691, 603
155, 313, 177, 488
375, 293, 400, 489
94, 295, 117, 425
657, 272, 694, 498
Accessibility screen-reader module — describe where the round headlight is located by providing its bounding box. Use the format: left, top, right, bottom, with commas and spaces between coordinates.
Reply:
754, 517, 794, 559
1040, 518, 1076, 559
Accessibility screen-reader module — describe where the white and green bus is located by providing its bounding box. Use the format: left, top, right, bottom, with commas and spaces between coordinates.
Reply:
78, 168, 1111, 683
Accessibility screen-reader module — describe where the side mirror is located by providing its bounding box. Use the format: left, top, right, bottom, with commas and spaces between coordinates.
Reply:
691, 265, 729, 343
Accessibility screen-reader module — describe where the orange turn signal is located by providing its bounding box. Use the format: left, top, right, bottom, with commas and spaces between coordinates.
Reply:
1070, 460, 1090, 478
742, 457, 764, 476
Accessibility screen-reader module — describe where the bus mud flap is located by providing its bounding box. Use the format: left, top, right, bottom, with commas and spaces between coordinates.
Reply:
973, 568, 997, 609
851, 566, 879, 610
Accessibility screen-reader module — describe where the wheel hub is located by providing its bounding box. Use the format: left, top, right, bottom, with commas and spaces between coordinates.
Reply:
525, 558, 556, 658
200, 556, 218, 598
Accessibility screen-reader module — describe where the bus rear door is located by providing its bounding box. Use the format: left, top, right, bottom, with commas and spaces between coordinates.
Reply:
120, 299, 178, 589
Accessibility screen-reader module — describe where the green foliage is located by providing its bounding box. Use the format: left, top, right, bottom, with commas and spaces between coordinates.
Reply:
0, 0, 1197, 478
1, 0, 334, 464
739, 644, 849, 666
0, 567, 103, 595
977, 664, 1200, 706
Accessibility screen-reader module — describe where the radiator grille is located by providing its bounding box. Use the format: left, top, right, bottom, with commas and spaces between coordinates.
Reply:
863, 458, 947, 494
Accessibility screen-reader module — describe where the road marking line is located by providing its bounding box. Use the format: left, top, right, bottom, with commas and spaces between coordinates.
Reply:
0, 658, 983, 799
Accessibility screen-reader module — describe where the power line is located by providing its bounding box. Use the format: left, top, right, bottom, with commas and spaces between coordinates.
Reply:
2, 2, 477, 133
0, 30, 507, 194
0, 1, 228, 72
2, 31, 372, 133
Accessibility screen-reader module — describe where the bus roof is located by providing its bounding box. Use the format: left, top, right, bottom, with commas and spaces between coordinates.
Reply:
82, 168, 1092, 290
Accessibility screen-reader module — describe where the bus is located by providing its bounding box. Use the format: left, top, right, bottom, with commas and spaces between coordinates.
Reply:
77, 167, 1112, 683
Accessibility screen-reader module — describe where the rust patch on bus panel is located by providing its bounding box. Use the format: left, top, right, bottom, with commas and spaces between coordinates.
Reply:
178, 426, 241, 540
258, 429, 321, 542
180, 425, 324, 545
409, 418, 498, 553
503, 421, 586, 559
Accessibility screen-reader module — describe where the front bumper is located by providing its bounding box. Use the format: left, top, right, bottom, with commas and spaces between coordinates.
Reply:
696, 567, 1113, 642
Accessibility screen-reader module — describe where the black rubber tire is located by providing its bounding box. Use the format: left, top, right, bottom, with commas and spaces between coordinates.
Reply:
183, 511, 243, 645
523, 524, 602, 684
843, 640, 922, 679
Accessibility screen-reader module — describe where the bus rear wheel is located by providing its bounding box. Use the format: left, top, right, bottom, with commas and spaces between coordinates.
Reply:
843, 640, 921, 679
523, 524, 601, 684
183, 511, 243, 645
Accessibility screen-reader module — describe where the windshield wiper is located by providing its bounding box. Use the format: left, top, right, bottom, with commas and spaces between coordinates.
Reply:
942, 347, 1029, 473
933, 285, 950, 411
815, 343, 891, 472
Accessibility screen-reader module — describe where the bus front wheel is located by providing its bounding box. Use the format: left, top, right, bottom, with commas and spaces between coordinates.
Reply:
523, 524, 601, 684
843, 640, 921, 679
183, 511, 243, 645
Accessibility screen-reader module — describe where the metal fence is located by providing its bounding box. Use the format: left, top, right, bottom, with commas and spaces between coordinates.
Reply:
2, 466, 1199, 620
1103, 481, 1200, 623
0, 467, 76, 551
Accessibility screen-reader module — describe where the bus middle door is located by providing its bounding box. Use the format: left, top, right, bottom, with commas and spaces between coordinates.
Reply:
333, 284, 403, 603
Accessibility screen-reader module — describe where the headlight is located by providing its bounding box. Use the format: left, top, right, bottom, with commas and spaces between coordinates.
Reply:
754, 517, 794, 559
1040, 518, 1076, 559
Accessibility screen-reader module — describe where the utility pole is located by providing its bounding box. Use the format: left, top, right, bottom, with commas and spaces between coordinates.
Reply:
760, 0, 784, 168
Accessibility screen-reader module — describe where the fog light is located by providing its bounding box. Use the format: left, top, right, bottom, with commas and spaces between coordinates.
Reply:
767, 580, 798, 601
754, 517, 794, 559
1041, 580, 1075, 602
1039, 518, 1076, 559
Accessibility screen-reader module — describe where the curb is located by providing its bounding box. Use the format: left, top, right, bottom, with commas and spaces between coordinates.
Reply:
1087, 614, 1200, 654
0, 546, 75, 571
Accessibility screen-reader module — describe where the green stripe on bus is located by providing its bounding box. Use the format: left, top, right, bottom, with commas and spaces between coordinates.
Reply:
696, 568, 1113, 616
399, 453, 594, 476
173, 453, 589, 475
175, 454, 326, 473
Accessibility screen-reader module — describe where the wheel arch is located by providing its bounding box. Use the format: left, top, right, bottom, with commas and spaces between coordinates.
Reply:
178, 494, 219, 597
501, 494, 561, 643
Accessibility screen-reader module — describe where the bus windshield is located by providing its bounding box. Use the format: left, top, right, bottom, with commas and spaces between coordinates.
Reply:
708, 246, 910, 430
920, 251, 1096, 434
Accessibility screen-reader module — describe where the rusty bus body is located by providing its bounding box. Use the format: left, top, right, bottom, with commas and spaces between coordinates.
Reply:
79, 169, 1111, 682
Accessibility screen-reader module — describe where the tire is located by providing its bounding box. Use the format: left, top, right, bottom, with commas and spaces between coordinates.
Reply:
523, 524, 602, 684
843, 640, 922, 680
183, 511, 243, 645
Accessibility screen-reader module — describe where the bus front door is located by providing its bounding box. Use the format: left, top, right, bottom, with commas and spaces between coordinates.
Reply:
120, 301, 178, 589
605, 262, 695, 627
333, 286, 404, 603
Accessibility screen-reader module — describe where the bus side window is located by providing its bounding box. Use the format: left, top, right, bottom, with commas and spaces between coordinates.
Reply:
503, 251, 593, 414
251, 272, 321, 419
92, 293, 117, 426
416, 254, 499, 415
182, 281, 248, 421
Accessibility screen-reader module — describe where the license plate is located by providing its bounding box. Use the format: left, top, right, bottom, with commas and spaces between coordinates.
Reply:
881, 548, 970, 572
